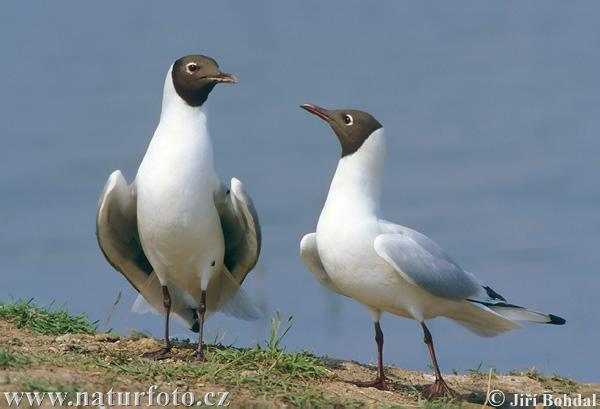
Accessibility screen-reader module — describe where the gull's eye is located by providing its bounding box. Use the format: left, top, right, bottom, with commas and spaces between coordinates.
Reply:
343, 114, 354, 126
186, 63, 198, 73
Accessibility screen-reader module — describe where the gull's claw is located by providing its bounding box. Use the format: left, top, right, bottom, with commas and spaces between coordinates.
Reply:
421, 379, 455, 399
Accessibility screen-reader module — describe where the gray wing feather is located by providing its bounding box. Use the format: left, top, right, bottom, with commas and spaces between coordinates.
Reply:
96, 170, 196, 329
300, 233, 343, 294
214, 177, 261, 285
374, 220, 480, 299
96, 170, 152, 290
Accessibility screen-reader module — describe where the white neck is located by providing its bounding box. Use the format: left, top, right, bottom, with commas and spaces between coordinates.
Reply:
139, 67, 215, 177
323, 128, 386, 217
159, 66, 209, 131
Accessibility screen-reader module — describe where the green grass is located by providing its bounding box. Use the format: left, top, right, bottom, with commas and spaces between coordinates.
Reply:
85, 318, 349, 407
0, 304, 476, 408
266, 311, 293, 351
465, 361, 485, 377
0, 348, 32, 369
549, 374, 578, 393
124, 330, 150, 341
525, 367, 546, 382
3, 308, 358, 408
507, 367, 578, 394
0, 299, 97, 335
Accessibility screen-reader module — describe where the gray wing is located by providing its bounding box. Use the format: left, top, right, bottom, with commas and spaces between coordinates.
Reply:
96, 170, 197, 329
300, 233, 343, 295
214, 177, 261, 285
96, 170, 152, 290
374, 220, 481, 300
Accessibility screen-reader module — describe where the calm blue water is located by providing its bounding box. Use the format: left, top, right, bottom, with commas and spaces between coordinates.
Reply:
1, 2, 598, 382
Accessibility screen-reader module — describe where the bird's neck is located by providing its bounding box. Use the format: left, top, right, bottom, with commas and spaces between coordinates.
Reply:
324, 128, 386, 217
159, 68, 210, 135
159, 97, 210, 138
140, 71, 216, 181
149, 69, 214, 163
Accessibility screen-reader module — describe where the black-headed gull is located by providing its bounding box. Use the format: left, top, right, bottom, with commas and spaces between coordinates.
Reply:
299, 103, 565, 398
97, 55, 261, 360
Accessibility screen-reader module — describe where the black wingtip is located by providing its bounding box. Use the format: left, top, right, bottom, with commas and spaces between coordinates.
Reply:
483, 286, 507, 302
548, 314, 566, 325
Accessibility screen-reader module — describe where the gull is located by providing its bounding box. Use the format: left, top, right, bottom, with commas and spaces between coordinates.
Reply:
96, 55, 261, 360
299, 104, 565, 398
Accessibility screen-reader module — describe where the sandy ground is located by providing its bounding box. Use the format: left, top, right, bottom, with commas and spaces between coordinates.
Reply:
1, 320, 598, 408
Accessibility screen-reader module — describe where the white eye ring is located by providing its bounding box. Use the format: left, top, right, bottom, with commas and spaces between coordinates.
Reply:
186, 63, 198, 73
343, 114, 354, 126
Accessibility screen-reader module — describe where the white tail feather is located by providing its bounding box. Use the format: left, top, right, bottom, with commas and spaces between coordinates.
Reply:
129, 272, 197, 330
132, 293, 157, 315
218, 269, 264, 321
446, 301, 521, 337
486, 305, 555, 324
130, 267, 263, 332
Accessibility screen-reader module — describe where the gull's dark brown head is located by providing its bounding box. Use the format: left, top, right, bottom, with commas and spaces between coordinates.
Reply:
301, 104, 383, 157
171, 55, 237, 107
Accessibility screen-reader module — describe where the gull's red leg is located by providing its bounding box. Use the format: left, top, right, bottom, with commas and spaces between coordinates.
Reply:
420, 322, 455, 399
194, 290, 207, 361
353, 321, 387, 390
142, 285, 172, 360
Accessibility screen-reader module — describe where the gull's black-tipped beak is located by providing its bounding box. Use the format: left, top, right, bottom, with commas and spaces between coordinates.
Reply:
205, 72, 238, 84
301, 103, 331, 122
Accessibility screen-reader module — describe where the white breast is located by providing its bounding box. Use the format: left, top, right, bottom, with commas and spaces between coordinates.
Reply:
316, 131, 392, 300
315, 129, 440, 319
134, 71, 224, 299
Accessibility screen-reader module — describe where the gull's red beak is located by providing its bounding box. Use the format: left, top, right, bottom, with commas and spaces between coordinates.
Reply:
205, 72, 238, 84
300, 103, 331, 122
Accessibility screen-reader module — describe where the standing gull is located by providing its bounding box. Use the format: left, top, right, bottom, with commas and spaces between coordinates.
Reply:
96, 55, 262, 360
299, 104, 565, 398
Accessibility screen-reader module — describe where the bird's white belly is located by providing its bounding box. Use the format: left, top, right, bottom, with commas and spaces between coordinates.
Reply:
317, 226, 445, 321
136, 167, 224, 299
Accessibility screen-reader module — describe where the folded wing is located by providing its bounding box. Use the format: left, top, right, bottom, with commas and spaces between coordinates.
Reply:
375, 220, 565, 335
214, 177, 261, 285
374, 221, 481, 299
208, 177, 264, 321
